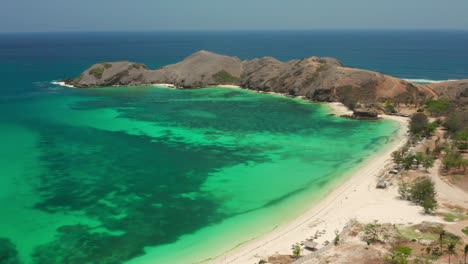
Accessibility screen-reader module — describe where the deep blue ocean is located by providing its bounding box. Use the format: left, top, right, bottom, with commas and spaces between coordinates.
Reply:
1, 30, 468, 97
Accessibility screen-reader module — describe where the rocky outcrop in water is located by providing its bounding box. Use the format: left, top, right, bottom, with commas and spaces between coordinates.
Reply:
65, 50, 448, 105
352, 108, 380, 120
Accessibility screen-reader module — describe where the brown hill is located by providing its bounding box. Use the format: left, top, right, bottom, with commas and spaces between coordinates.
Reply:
65, 51, 444, 105
428, 80, 468, 107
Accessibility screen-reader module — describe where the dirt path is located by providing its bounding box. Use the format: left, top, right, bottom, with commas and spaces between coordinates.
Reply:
429, 160, 468, 209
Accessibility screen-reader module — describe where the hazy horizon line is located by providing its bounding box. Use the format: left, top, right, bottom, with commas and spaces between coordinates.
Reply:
1, 28, 468, 34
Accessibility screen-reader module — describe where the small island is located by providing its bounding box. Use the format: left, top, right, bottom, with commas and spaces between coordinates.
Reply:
63, 50, 467, 119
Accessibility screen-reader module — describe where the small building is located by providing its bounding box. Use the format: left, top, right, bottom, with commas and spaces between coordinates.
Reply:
304, 241, 318, 251
376, 179, 387, 189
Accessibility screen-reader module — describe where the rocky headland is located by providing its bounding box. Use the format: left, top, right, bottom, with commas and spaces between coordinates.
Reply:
64, 50, 467, 112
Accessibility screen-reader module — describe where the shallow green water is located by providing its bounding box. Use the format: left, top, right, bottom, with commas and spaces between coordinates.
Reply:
0, 86, 399, 264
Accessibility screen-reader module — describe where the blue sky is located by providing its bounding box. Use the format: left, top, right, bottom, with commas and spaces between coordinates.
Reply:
1, 0, 468, 32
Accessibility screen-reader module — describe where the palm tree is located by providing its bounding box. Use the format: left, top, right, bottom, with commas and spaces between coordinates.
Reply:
425, 246, 431, 256
464, 244, 467, 264
446, 241, 457, 264
439, 230, 446, 251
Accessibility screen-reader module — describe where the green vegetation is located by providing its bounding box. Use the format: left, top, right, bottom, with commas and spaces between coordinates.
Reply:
292, 245, 301, 258
334, 229, 340, 245
439, 110, 468, 174
443, 211, 466, 222
443, 213, 455, 222
258, 260, 267, 264
384, 246, 412, 264
303, 64, 329, 87
212, 70, 239, 84
426, 99, 453, 116
397, 227, 438, 242
392, 149, 434, 171
455, 127, 468, 151
337, 86, 358, 110
409, 113, 436, 137
445, 111, 468, 136
398, 177, 438, 214
442, 147, 467, 172
101, 63, 112, 69
446, 241, 458, 264
384, 102, 397, 113
464, 244, 467, 264
422, 155, 435, 171
393, 224, 462, 264
364, 220, 388, 243
89, 67, 105, 79
396, 246, 413, 256
462, 227, 468, 235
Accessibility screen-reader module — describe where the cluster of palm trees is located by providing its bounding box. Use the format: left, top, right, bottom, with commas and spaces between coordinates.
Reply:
436, 230, 468, 264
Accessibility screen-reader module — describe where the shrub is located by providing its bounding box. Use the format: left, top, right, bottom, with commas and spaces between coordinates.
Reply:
422, 155, 435, 171
409, 113, 429, 136
398, 181, 411, 200
395, 246, 412, 256
462, 227, 468, 235
445, 111, 468, 135
444, 213, 456, 222
455, 128, 468, 150
212, 70, 239, 84
101, 63, 112, 69
384, 246, 412, 264
364, 220, 388, 243
426, 99, 453, 116
442, 148, 462, 170
385, 103, 397, 113
399, 177, 438, 214
337, 86, 358, 110
292, 245, 301, 258
89, 67, 105, 79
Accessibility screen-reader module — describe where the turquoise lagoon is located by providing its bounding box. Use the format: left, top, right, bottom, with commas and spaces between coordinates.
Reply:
0, 85, 400, 264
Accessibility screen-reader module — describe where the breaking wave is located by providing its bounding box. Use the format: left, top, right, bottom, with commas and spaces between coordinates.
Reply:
403, 79, 458, 84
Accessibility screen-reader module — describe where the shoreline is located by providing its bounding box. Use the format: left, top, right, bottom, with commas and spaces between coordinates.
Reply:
209, 114, 440, 264
53, 82, 307, 100
51, 81, 440, 264
327, 102, 353, 116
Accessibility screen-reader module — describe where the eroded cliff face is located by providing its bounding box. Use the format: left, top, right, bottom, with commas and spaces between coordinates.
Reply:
65, 50, 443, 104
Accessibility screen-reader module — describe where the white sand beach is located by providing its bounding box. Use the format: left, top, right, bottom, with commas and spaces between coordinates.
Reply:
211, 114, 442, 264
214, 85, 243, 89
152, 83, 177, 88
